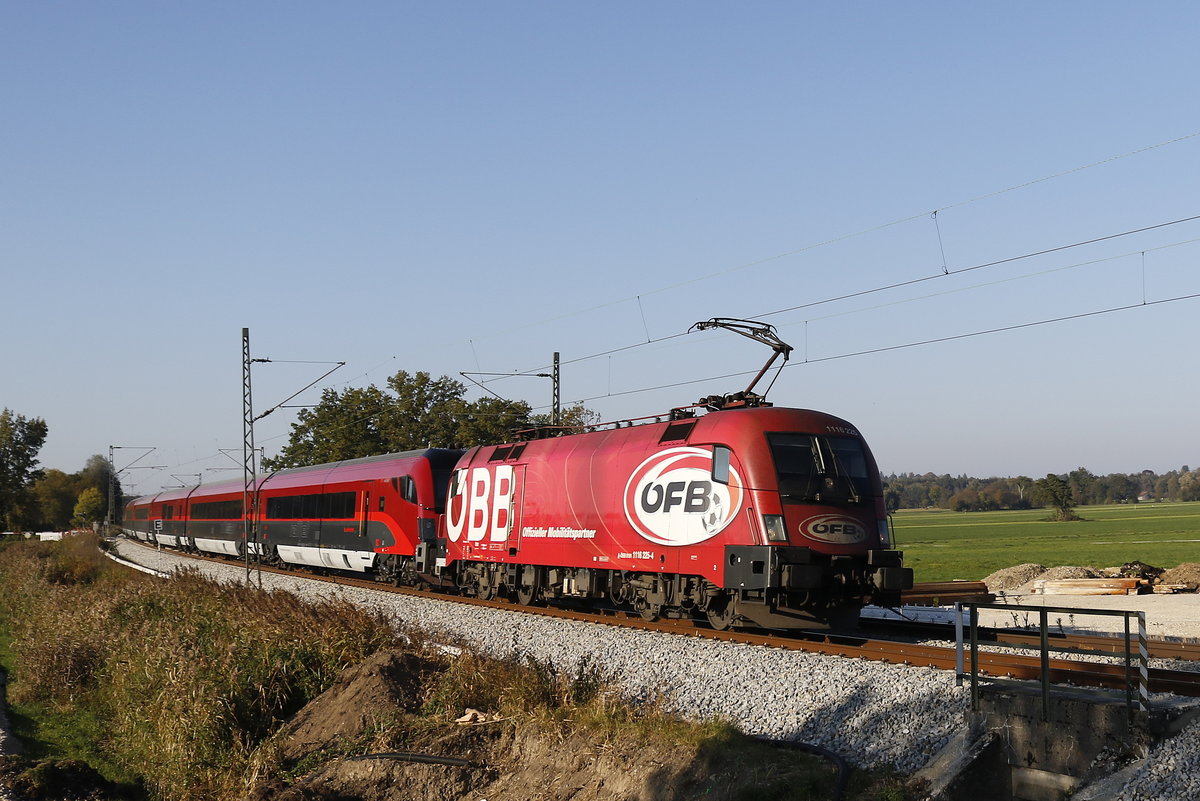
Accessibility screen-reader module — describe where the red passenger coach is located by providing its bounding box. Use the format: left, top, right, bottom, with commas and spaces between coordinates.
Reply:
255, 448, 460, 580
124, 449, 462, 583
434, 405, 913, 629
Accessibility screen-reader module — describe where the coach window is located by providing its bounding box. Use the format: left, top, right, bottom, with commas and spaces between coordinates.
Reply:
401, 476, 417, 504
301, 494, 320, 520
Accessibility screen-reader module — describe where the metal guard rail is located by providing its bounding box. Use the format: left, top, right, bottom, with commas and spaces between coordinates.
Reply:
955, 601, 1150, 720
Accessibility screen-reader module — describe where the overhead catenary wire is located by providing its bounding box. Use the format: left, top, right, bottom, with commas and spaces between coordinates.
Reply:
799, 236, 1200, 326
559, 290, 1200, 407
132, 282, 1200, 491
504, 211, 1200, 378
461, 129, 1200, 348
329, 130, 1200, 390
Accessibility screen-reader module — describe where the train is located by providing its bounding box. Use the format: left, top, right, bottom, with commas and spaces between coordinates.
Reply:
123, 402, 913, 630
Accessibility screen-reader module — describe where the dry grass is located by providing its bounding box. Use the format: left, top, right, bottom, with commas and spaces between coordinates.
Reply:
0, 535, 402, 800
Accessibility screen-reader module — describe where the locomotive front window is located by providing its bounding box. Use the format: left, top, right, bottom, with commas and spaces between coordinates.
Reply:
432, 468, 458, 512
827, 437, 870, 486
768, 433, 870, 505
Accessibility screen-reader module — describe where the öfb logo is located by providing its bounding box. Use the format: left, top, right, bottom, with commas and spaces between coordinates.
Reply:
801, 514, 867, 544
623, 447, 743, 546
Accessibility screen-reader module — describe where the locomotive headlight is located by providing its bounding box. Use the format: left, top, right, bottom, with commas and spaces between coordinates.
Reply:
762, 514, 788, 542
878, 519, 892, 548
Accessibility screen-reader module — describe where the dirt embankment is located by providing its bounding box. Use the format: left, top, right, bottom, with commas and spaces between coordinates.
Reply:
245, 648, 837, 801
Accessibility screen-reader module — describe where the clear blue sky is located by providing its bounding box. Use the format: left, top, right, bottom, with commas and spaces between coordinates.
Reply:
4, 2, 1198, 492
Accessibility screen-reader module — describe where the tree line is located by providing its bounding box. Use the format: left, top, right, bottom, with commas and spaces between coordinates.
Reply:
885, 466, 1200, 513
5, 378, 1199, 531
0, 408, 115, 532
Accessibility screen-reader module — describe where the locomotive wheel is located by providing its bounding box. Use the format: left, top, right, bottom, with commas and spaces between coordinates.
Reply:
635, 600, 659, 622
516, 582, 537, 605
477, 578, 496, 601
515, 565, 540, 606
705, 595, 736, 631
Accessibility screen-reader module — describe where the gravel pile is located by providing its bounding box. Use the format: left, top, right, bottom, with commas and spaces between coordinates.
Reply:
110, 542, 1200, 796
982, 562, 1046, 591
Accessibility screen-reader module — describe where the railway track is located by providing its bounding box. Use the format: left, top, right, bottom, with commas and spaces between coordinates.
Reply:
117, 539, 1200, 698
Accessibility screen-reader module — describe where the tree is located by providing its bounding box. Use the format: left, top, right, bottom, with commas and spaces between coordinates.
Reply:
72, 487, 106, 527
1181, 470, 1200, 502
1068, 467, 1098, 506
532, 402, 601, 433
0, 408, 49, 529
265, 385, 393, 469
79, 454, 118, 519
1011, 476, 1034, 508
264, 370, 597, 470
1034, 473, 1081, 521
378, 371, 469, 450
949, 488, 981, 512
1105, 474, 1136, 504
455, 396, 535, 446
33, 469, 79, 530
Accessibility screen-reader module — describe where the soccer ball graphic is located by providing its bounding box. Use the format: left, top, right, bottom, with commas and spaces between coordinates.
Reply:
701, 488, 727, 535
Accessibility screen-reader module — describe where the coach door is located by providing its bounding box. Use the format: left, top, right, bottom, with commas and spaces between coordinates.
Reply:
360, 488, 369, 540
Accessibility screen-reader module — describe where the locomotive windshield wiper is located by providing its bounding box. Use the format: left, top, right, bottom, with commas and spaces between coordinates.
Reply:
826, 449, 861, 504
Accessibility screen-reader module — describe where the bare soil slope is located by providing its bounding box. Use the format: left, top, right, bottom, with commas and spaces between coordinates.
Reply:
245, 647, 836, 801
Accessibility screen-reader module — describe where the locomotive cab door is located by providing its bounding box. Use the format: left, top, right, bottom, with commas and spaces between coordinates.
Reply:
503, 465, 525, 555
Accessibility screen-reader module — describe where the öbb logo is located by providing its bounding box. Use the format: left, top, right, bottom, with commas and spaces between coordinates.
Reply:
801, 515, 867, 544
623, 447, 743, 546
446, 465, 514, 543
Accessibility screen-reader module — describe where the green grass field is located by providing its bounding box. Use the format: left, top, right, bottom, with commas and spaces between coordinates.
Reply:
891, 501, 1200, 583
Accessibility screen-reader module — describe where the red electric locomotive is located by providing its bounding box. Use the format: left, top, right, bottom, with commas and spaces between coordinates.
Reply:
427, 404, 911, 629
